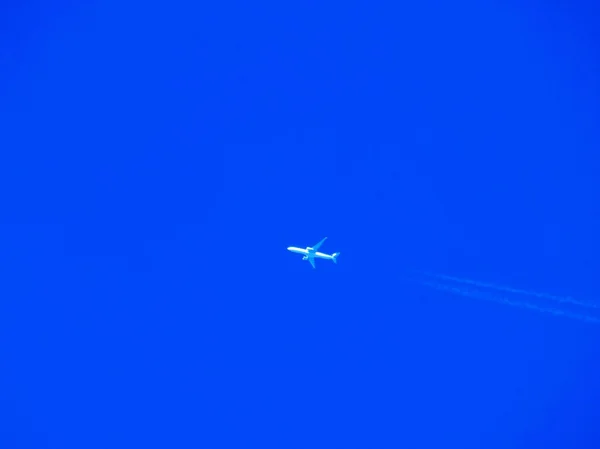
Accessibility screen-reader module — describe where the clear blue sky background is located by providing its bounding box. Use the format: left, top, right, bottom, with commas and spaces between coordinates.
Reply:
1, 0, 600, 447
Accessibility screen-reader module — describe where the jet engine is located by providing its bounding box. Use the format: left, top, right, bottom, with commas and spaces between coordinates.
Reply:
302, 256, 308, 261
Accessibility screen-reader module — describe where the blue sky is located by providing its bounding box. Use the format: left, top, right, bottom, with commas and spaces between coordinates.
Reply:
1, 0, 600, 448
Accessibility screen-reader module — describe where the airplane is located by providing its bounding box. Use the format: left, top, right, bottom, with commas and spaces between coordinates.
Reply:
287, 237, 340, 269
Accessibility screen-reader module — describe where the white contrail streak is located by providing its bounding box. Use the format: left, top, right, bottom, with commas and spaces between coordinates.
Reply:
420, 280, 600, 324
419, 272, 600, 310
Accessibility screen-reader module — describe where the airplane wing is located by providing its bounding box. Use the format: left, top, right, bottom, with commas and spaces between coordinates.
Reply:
308, 257, 316, 269
311, 237, 327, 251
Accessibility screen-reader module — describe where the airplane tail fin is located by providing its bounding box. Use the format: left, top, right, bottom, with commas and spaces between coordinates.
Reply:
332, 252, 340, 264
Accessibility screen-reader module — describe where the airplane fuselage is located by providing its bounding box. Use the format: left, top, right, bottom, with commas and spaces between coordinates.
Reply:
287, 246, 336, 260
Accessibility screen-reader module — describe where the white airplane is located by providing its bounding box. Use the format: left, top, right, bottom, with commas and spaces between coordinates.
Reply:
287, 237, 340, 269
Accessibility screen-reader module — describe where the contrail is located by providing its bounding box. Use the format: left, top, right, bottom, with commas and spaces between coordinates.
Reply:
419, 271, 600, 310
420, 280, 600, 325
